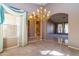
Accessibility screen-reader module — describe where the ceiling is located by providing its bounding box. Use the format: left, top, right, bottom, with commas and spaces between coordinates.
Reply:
48, 13, 68, 23
35, 3, 48, 6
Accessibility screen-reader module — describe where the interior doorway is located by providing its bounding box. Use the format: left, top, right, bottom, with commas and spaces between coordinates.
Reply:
47, 13, 68, 45
28, 15, 41, 43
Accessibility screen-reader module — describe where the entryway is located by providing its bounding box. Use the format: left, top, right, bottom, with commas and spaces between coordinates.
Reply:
46, 13, 68, 45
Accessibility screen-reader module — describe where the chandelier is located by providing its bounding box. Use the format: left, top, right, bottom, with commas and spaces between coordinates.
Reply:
29, 6, 51, 21
28, 6, 51, 40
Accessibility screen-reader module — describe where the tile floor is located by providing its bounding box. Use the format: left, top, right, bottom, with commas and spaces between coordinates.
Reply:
0, 39, 79, 56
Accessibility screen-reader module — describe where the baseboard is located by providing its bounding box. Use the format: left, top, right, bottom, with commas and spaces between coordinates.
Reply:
4, 45, 18, 50
68, 46, 79, 51
0, 49, 3, 52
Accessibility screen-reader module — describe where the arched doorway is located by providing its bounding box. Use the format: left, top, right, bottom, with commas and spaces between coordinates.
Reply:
46, 13, 68, 45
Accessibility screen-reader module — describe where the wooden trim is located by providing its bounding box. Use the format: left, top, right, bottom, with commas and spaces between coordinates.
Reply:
68, 46, 79, 51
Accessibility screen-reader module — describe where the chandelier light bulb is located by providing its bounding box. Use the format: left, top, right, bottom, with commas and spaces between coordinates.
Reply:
47, 13, 50, 17
40, 7, 43, 10
33, 12, 35, 16
43, 15, 45, 18
37, 9, 39, 13
29, 15, 33, 19
48, 11, 50, 14
44, 9, 46, 12
29, 6, 51, 21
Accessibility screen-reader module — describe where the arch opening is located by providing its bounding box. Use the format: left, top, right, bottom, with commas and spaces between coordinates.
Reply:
46, 13, 68, 45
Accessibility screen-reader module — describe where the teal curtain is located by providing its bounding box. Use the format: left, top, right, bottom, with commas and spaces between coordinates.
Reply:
9, 6, 25, 13
0, 5, 4, 52
0, 5, 4, 24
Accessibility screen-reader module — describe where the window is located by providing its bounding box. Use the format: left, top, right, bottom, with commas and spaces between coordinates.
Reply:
64, 23, 68, 33
47, 23, 54, 33
3, 13, 17, 25
57, 24, 63, 33
3, 12, 17, 38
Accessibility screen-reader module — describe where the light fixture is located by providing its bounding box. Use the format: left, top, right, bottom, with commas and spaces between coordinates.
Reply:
29, 15, 33, 19
29, 6, 51, 21
28, 6, 51, 40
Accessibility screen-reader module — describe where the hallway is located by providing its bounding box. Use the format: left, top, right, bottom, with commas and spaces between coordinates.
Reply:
0, 39, 79, 56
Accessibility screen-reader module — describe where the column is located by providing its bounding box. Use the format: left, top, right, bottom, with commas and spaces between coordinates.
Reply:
40, 20, 42, 40
54, 23, 58, 34
21, 12, 28, 46
16, 16, 22, 47
44, 20, 47, 40
62, 23, 65, 33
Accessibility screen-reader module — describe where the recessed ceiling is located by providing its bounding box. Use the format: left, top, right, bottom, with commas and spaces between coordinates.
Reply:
49, 13, 68, 23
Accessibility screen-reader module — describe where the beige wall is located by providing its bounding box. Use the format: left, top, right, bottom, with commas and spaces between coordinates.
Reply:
45, 3, 79, 48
